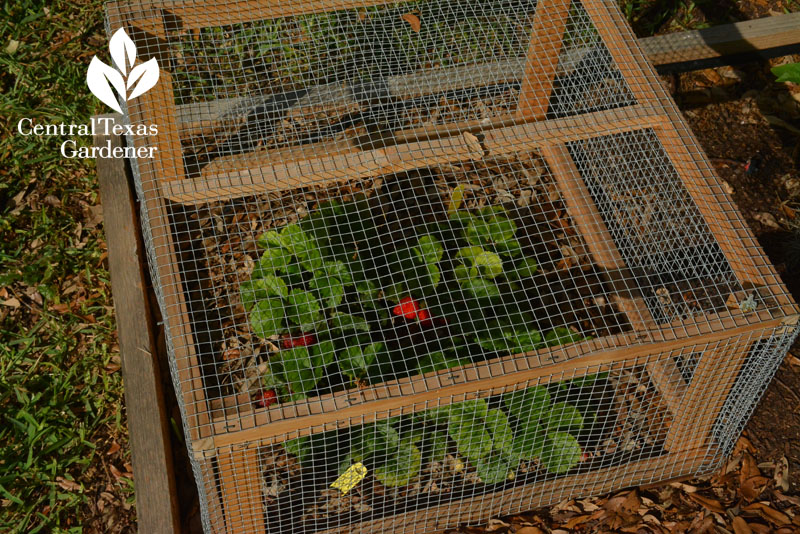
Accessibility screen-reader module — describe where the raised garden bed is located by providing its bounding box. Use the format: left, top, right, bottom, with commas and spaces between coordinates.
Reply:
103, 0, 799, 532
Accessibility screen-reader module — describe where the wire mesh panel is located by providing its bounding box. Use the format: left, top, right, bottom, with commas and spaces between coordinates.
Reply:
195, 324, 798, 534
102, 0, 798, 532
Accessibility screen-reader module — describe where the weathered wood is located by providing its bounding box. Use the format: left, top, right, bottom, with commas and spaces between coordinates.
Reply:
645, 357, 688, 418
640, 11, 800, 67
540, 142, 653, 332
107, 3, 212, 439
95, 113, 182, 534
664, 337, 747, 451
168, 105, 667, 203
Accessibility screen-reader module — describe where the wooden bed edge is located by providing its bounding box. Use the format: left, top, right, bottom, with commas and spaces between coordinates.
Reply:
94, 113, 182, 534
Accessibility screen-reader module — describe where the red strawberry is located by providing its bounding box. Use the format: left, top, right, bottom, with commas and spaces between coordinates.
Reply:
580, 450, 591, 462
253, 389, 278, 408
393, 296, 420, 320
417, 308, 433, 328
282, 333, 316, 348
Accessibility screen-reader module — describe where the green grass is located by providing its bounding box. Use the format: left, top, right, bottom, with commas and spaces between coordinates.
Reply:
0, 1, 133, 532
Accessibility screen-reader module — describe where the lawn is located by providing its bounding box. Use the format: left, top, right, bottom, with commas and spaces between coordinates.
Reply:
1, 1, 134, 532
1, 0, 799, 532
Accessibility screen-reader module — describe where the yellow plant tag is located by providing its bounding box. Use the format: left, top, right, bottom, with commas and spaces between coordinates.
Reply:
330, 462, 367, 495
448, 184, 466, 216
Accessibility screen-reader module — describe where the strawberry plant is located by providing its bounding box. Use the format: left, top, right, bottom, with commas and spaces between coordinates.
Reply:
284, 374, 607, 492
242, 195, 589, 405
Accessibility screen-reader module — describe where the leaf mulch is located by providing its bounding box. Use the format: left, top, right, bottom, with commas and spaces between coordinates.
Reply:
449, 354, 800, 533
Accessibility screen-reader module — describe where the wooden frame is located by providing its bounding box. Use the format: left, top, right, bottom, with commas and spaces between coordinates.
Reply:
100, 1, 800, 532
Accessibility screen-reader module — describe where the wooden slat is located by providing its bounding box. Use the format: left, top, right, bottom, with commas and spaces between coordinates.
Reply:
95, 114, 182, 534
107, 3, 211, 440
216, 444, 265, 533
167, 105, 667, 203
540, 143, 653, 332
664, 337, 747, 451
645, 357, 688, 417
318, 448, 711, 534
202, 314, 784, 450
639, 12, 800, 67
516, 0, 572, 119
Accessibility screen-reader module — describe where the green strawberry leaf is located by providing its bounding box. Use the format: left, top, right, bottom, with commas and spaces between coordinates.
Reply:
279, 347, 318, 394
285, 289, 323, 330
310, 272, 344, 308
414, 235, 444, 265
542, 401, 584, 433
258, 247, 292, 274
485, 408, 514, 458
311, 340, 336, 368
250, 298, 285, 338
330, 311, 371, 333
374, 442, 422, 487
447, 413, 492, 462
257, 230, 283, 249
339, 342, 383, 381
475, 452, 513, 484
324, 260, 353, 285
540, 431, 582, 474
510, 421, 546, 461
461, 277, 501, 299
545, 327, 584, 347
503, 386, 551, 424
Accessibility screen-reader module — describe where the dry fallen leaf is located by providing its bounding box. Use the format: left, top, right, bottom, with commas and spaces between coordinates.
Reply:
401, 13, 421, 32
687, 493, 725, 514
742, 502, 791, 526
1, 297, 21, 308
603, 490, 641, 529
774, 456, 790, 492
732, 516, 754, 534
56, 476, 81, 492
514, 528, 544, 534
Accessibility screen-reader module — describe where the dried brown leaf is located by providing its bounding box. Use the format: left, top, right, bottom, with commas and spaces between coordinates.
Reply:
732, 516, 753, 534
106, 441, 121, 455
514, 528, 544, 534
604, 490, 641, 529
774, 456, 790, 492
56, 476, 81, 492
687, 493, 726, 513
742, 502, 791, 526
401, 13, 421, 32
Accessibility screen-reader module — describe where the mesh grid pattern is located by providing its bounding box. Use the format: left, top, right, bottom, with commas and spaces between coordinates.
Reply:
196, 325, 798, 534
102, 0, 797, 532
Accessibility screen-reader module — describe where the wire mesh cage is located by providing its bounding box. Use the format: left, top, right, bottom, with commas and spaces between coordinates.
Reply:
103, 0, 799, 532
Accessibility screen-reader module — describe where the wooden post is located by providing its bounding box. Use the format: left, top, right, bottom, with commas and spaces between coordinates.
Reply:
516, 0, 573, 119
95, 114, 182, 534
216, 444, 266, 533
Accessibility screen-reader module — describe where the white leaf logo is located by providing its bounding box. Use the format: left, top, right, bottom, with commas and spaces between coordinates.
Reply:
87, 28, 160, 113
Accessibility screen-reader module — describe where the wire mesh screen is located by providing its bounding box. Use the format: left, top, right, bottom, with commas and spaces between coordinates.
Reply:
102, 0, 798, 532
195, 325, 798, 534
